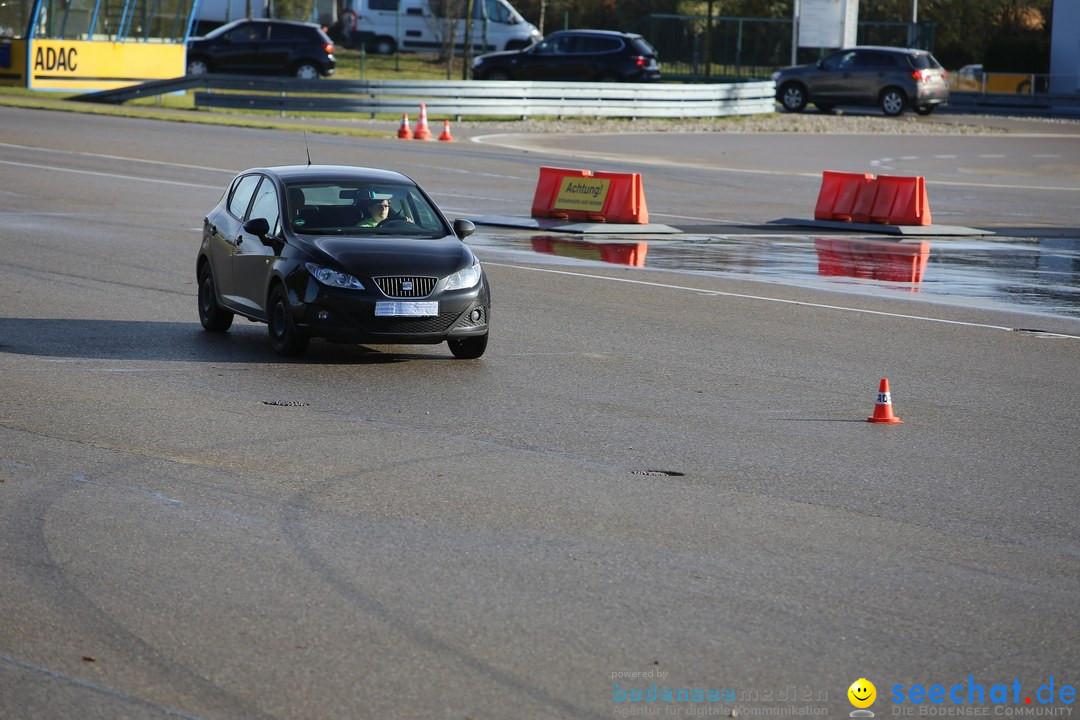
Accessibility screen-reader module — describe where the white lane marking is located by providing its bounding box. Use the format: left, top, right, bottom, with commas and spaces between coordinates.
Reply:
0, 159, 220, 189
0, 141, 235, 174
934, 155, 958, 159
486, 262, 1080, 338
979, 154, 1007, 158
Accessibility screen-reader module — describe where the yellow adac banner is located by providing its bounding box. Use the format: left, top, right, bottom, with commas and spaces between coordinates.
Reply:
29, 40, 185, 91
553, 176, 611, 212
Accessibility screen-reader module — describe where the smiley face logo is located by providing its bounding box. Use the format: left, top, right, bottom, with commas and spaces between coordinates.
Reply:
848, 678, 877, 709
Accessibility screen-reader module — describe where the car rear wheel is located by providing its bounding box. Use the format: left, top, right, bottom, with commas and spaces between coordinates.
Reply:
372, 36, 396, 55
294, 62, 320, 80
198, 264, 233, 332
187, 58, 209, 75
880, 88, 907, 116
779, 83, 808, 112
448, 333, 487, 359
267, 285, 309, 357
914, 104, 936, 115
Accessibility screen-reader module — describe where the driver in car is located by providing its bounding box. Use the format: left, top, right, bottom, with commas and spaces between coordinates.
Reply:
356, 192, 412, 228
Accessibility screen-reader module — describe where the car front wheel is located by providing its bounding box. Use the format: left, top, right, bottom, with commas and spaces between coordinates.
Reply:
267, 285, 310, 357
187, 58, 209, 75
880, 88, 907, 116
198, 264, 233, 332
448, 333, 487, 359
779, 83, 808, 112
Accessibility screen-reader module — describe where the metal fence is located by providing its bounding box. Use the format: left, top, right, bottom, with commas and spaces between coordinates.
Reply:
75, 75, 777, 119
630, 15, 935, 82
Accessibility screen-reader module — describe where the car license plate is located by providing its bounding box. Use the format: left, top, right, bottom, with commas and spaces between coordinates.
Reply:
375, 301, 438, 317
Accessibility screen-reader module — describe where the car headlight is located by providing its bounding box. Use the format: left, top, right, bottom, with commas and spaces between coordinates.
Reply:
305, 263, 364, 290
444, 260, 482, 290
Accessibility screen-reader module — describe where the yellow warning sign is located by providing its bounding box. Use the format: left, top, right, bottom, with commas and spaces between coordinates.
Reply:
553, 177, 611, 212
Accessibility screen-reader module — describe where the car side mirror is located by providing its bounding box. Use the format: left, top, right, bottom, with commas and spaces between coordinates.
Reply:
453, 218, 475, 239
243, 217, 271, 239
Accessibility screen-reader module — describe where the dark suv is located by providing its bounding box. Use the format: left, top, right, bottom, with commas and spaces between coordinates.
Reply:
471, 30, 660, 82
186, 19, 336, 79
772, 46, 948, 116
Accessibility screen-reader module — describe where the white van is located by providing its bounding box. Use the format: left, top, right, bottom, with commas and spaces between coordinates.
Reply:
339, 0, 540, 55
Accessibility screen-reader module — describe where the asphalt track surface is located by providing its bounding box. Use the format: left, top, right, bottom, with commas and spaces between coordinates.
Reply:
1, 106, 1079, 719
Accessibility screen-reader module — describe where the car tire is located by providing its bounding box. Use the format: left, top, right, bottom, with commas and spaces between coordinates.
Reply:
187, 58, 209, 75
267, 284, 309, 357
880, 88, 907, 116
198, 263, 234, 332
779, 82, 808, 112
483, 68, 512, 81
448, 333, 487, 359
914, 104, 936, 115
294, 62, 320, 80
372, 36, 396, 55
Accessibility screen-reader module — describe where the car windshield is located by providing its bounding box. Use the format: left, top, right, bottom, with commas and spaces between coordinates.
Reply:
285, 181, 450, 237
910, 53, 944, 70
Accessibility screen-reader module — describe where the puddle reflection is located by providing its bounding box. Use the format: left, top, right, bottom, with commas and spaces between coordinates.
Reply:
474, 232, 1080, 319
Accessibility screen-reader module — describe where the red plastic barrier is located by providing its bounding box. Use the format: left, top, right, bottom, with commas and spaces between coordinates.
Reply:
814, 172, 932, 226
852, 174, 932, 226
815, 171, 875, 221
531, 166, 649, 224
530, 236, 648, 267
814, 238, 931, 283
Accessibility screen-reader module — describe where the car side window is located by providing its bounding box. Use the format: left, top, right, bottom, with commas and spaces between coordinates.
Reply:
247, 178, 281, 237
577, 37, 621, 54
855, 51, 896, 69
224, 23, 267, 42
228, 174, 261, 219
485, 0, 510, 23
823, 50, 856, 71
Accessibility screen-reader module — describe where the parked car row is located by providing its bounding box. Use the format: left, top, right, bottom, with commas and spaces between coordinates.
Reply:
184, 25, 951, 117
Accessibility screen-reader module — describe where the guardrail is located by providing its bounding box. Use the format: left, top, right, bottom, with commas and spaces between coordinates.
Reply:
75, 75, 777, 119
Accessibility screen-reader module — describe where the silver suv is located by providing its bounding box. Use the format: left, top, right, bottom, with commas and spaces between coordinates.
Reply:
772, 46, 949, 116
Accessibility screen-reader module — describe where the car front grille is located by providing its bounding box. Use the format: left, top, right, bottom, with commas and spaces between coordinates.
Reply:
374, 276, 437, 298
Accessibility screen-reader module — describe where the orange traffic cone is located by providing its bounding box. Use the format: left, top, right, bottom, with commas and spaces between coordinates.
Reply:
867, 378, 903, 424
438, 118, 454, 142
413, 103, 432, 140
397, 113, 413, 140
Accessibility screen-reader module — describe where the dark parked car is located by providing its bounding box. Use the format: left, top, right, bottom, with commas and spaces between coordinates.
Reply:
471, 29, 660, 82
196, 165, 490, 359
186, 19, 336, 79
772, 46, 949, 116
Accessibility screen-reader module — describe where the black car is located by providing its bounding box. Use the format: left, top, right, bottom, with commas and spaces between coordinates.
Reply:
471, 29, 660, 82
772, 46, 949, 116
196, 165, 490, 359
186, 19, 336, 79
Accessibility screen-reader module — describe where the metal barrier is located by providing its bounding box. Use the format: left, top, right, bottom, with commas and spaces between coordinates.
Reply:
75, 75, 776, 119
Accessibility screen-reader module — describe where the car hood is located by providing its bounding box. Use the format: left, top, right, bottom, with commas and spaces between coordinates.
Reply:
307, 235, 474, 277
476, 49, 525, 64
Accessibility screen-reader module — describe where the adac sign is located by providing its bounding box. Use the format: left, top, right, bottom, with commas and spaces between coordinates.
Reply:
35, 45, 78, 72
28, 40, 184, 91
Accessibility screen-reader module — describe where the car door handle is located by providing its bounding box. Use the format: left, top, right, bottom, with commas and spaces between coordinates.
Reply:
237, 235, 244, 245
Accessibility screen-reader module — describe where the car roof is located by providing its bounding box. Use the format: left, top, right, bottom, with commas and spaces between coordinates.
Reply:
847, 45, 931, 55
547, 29, 642, 39
246, 165, 417, 185
215, 17, 323, 30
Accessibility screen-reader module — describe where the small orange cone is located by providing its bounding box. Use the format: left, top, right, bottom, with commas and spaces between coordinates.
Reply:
867, 378, 903, 424
438, 118, 454, 142
413, 102, 432, 140
397, 113, 413, 140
